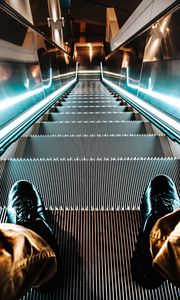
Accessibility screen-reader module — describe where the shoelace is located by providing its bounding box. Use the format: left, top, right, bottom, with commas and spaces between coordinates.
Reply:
152, 192, 175, 212
15, 197, 45, 222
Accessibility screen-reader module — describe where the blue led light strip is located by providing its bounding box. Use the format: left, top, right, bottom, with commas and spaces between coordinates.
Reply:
126, 67, 179, 108
101, 63, 180, 143
0, 65, 78, 154
0, 68, 74, 111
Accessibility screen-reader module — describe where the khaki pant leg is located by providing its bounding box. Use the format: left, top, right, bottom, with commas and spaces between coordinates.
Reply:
0, 223, 57, 300
150, 209, 180, 287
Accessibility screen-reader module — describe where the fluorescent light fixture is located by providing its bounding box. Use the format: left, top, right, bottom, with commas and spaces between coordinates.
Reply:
101, 71, 180, 134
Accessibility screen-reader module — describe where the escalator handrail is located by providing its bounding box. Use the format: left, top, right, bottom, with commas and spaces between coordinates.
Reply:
0, 74, 78, 156
101, 63, 180, 144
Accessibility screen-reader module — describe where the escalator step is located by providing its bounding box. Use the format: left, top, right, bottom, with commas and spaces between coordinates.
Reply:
65, 96, 117, 100
1, 159, 179, 208
52, 106, 130, 113
61, 100, 121, 105
70, 92, 112, 95
0, 208, 179, 299
34, 121, 148, 135
44, 112, 139, 122
19, 135, 166, 159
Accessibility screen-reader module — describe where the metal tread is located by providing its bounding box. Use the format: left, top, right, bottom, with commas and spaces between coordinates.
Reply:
56, 105, 123, 108
18, 135, 167, 159
36, 120, 148, 124
0, 208, 179, 299
65, 96, 116, 98
44, 112, 139, 121
52, 107, 130, 113
25, 134, 165, 137
0, 158, 179, 208
61, 100, 119, 104
48, 111, 133, 115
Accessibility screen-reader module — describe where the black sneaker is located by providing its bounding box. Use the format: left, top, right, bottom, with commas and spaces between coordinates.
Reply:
7, 180, 59, 292
131, 175, 180, 288
7, 180, 46, 224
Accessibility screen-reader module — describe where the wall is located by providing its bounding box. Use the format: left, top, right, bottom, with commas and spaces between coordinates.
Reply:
111, 0, 178, 51
5, 0, 33, 23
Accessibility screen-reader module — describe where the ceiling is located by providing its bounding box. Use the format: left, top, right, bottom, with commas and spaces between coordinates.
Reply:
70, 0, 142, 27
29, 0, 142, 45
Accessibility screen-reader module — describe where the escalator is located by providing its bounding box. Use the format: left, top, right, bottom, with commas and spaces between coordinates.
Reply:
0, 75, 179, 299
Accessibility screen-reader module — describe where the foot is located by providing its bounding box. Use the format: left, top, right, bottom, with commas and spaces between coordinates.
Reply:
131, 175, 180, 288
7, 180, 59, 292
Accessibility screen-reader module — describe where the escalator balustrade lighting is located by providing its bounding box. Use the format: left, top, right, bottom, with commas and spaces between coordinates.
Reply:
0, 73, 77, 150
126, 67, 180, 108
0, 68, 52, 111
101, 65, 180, 142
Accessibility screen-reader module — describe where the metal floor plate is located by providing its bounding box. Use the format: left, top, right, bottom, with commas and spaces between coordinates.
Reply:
45, 112, 138, 122
19, 135, 166, 159
0, 159, 179, 208
0, 208, 179, 300
35, 121, 147, 135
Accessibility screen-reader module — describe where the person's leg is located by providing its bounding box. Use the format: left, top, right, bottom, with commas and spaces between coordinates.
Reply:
3, 180, 59, 299
0, 223, 57, 300
150, 209, 180, 287
131, 175, 180, 288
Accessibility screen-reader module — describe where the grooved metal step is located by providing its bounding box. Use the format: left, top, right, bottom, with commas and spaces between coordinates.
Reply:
71, 88, 108, 92
66, 92, 115, 95
18, 136, 166, 159
65, 96, 117, 101
1, 159, 178, 208
0, 208, 179, 299
72, 85, 108, 90
71, 92, 111, 95
33, 121, 148, 135
43, 112, 139, 122
51, 106, 131, 113
61, 100, 120, 105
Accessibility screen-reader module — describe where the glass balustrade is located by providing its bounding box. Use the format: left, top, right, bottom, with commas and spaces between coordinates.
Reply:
102, 5, 180, 124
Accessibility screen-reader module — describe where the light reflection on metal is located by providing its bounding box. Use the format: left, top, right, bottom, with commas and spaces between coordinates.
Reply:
144, 15, 172, 62
0, 64, 11, 81
53, 71, 76, 79
0, 63, 78, 147
47, 0, 64, 48
0, 68, 52, 111
31, 65, 40, 78
0, 77, 77, 142
103, 70, 125, 79
88, 43, 93, 62
24, 78, 29, 89
126, 67, 179, 108
74, 47, 77, 60
122, 52, 129, 68
64, 52, 70, 64
148, 77, 152, 90
101, 68, 180, 134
